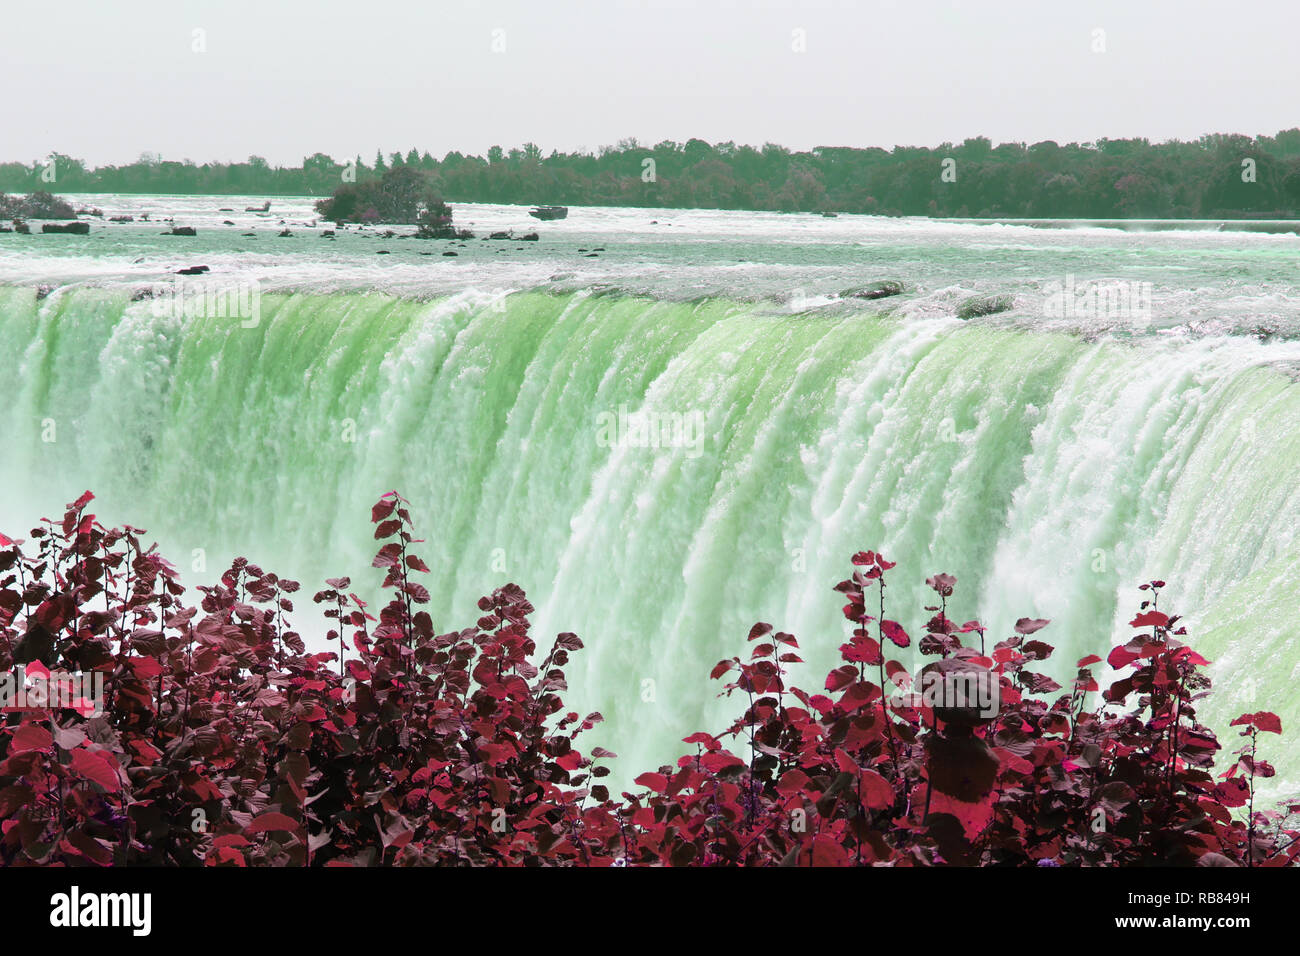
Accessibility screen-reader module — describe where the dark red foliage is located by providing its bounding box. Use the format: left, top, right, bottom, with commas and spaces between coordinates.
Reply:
0, 493, 1295, 866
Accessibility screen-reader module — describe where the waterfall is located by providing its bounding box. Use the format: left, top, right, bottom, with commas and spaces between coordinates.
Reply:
3, 283, 1298, 793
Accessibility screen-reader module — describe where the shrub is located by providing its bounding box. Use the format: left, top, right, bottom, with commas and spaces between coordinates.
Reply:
0, 191, 77, 220
0, 493, 1294, 866
314, 166, 454, 233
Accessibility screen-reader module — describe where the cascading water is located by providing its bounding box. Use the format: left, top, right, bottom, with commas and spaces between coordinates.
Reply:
2, 282, 1298, 795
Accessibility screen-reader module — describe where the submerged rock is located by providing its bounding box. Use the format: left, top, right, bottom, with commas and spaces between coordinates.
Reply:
529, 205, 568, 221
41, 221, 90, 234
957, 294, 1014, 320
842, 279, 905, 300
176, 265, 210, 275
164, 226, 197, 237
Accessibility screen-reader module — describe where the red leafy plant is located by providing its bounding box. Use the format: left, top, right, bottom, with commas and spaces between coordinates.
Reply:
0, 493, 1296, 866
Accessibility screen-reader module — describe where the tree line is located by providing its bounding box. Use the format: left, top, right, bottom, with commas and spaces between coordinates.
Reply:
4, 131, 1300, 218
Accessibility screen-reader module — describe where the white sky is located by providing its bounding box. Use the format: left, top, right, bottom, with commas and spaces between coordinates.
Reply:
5, 0, 1298, 166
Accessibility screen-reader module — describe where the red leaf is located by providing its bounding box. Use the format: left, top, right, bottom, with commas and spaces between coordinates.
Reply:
860, 769, 895, 810
634, 772, 669, 792
840, 636, 882, 665
834, 748, 859, 774
1213, 776, 1250, 808
246, 811, 302, 834
825, 665, 858, 692
556, 751, 584, 771
1130, 610, 1169, 629
840, 681, 881, 713
880, 619, 910, 648
211, 846, 247, 867
128, 655, 164, 679
700, 752, 744, 772
10, 723, 52, 754
1231, 712, 1282, 734
1172, 647, 1209, 667
929, 791, 996, 840
70, 749, 121, 792
1107, 645, 1138, 668
811, 833, 849, 865
776, 768, 810, 797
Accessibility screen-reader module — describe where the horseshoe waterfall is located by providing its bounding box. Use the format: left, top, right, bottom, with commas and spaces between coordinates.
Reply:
2, 278, 1298, 793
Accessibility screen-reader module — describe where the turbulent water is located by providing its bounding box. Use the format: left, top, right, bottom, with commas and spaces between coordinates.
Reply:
2, 196, 1298, 795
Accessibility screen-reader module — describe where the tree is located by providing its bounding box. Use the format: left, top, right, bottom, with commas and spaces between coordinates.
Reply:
315, 164, 453, 227
8, 130, 1300, 220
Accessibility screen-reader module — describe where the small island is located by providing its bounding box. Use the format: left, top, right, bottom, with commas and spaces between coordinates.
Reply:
314, 166, 470, 238
0, 190, 77, 221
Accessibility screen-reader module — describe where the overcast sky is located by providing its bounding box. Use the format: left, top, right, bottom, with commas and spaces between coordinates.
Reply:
6, 0, 1298, 166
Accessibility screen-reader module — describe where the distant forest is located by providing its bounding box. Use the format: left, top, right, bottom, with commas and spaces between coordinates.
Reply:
4, 131, 1300, 219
